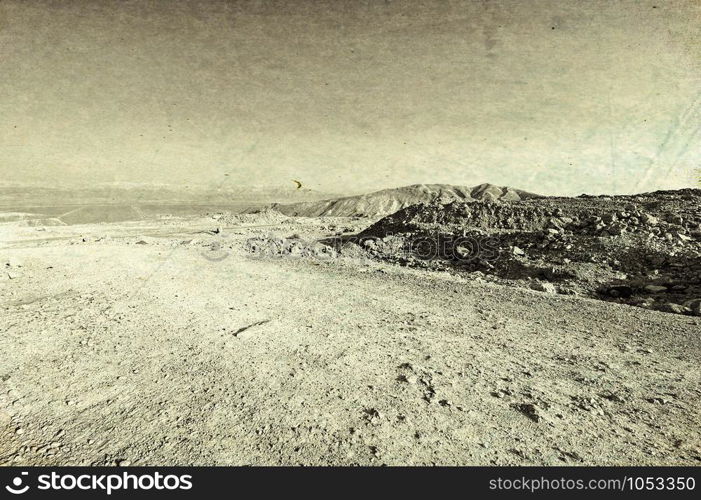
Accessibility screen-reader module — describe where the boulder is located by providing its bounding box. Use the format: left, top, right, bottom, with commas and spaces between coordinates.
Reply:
688, 299, 701, 317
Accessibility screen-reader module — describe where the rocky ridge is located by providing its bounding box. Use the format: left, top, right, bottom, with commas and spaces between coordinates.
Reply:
339, 189, 701, 315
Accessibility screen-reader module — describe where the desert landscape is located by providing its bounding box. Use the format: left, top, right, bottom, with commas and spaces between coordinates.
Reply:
1, 183, 699, 466
2, 0, 700, 477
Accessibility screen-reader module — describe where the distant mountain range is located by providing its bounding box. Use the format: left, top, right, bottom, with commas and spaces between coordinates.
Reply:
263, 183, 542, 217
0, 182, 337, 207
0, 182, 542, 220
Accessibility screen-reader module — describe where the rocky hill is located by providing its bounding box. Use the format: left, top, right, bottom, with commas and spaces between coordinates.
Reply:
264, 183, 540, 217
347, 188, 701, 316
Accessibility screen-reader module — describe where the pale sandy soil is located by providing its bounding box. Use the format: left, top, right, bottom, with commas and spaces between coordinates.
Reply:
1, 219, 699, 465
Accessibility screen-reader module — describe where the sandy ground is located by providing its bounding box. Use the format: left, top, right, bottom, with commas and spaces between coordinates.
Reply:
1, 219, 700, 466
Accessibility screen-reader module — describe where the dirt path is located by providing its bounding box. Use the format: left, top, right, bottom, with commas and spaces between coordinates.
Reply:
1, 236, 699, 465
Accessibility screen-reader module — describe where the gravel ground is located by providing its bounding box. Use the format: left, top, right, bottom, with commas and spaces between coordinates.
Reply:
1, 220, 699, 465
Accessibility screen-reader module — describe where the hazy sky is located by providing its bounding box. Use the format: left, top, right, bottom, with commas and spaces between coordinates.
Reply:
1, 0, 699, 195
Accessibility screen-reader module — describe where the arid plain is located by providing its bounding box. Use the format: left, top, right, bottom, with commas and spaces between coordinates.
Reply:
1, 184, 699, 466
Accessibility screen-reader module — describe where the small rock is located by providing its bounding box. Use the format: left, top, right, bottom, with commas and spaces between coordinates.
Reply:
602, 213, 617, 224
688, 299, 701, 316
606, 285, 632, 298
602, 393, 626, 403
644, 285, 668, 293
559, 216, 574, 225
512, 246, 525, 256
116, 459, 131, 467
531, 281, 557, 294
363, 408, 383, 424
641, 214, 659, 225
515, 403, 542, 423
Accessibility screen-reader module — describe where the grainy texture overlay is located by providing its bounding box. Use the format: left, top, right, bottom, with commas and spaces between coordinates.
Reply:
0, 0, 699, 466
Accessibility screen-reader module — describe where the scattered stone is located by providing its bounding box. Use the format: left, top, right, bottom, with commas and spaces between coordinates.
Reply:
5, 258, 23, 268
571, 396, 605, 415
646, 397, 669, 405
353, 189, 700, 317
661, 303, 690, 314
